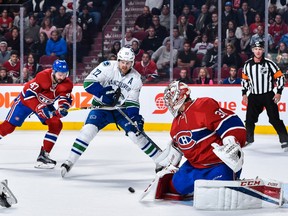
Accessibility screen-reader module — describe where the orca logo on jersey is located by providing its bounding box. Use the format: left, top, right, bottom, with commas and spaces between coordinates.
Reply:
176, 131, 196, 150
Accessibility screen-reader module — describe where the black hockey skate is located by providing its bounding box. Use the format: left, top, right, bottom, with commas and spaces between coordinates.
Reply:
61, 160, 73, 178
0, 180, 17, 208
35, 148, 57, 169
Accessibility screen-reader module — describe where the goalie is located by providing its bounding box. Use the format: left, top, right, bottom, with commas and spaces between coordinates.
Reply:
152, 81, 246, 200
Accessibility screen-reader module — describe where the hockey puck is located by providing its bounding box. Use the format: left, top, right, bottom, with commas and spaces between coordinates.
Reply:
128, 187, 135, 193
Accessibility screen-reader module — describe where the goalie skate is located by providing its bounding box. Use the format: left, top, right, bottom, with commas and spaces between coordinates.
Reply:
61, 160, 73, 178
0, 180, 17, 208
34, 149, 56, 169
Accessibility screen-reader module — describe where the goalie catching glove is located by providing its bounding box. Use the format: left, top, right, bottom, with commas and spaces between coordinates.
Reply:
211, 135, 244, 173
155, 141, 183, 167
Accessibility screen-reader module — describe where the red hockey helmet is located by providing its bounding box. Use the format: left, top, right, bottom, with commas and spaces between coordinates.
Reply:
164, 81, 191, 117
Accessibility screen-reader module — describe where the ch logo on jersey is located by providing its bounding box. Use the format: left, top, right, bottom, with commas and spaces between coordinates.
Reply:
152, 93, 168, 114
176, 131, 196, 150
38, 94, 54, 104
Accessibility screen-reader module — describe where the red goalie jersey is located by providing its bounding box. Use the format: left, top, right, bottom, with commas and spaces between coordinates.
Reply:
20, 69, 73, 110
170, 97, 246, 169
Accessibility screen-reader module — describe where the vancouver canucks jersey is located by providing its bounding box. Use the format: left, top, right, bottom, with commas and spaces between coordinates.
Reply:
84, 60, 143, 110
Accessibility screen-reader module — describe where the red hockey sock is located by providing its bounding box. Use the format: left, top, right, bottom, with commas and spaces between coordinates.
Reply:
0, 121, 16, 137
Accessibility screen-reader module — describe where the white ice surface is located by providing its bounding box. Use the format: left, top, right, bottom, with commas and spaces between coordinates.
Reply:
0, 131, 288, 216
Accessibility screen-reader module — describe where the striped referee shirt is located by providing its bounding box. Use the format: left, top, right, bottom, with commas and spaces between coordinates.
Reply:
241, 57, 285, 95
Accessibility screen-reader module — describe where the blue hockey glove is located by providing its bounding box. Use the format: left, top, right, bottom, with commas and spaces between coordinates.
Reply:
127, 115, 144, 135
100, 86, 121, 106
36, 104, 53, 120
55, 104, 69, 118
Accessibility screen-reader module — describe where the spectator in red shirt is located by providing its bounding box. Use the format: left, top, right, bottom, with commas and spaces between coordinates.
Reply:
131, 40, 144, 63
2, 50, 20, 83
134, 52, 158, 83
0, 9, 13, 39
269, 14, 288, 52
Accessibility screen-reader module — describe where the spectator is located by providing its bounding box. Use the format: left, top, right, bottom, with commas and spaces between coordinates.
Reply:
177, 15, 197, 44
240, 25, 252, 57
79, 0, 102, 29
202, 38, 218, 72
269, 14, 288, 51
268, 4, 277, 25
39, 17, 57, 39
237, 1, 255, 27
145, 0, 163, 15
134, 6, 153, 31
192, 33, 213, 55
250, 25, 274, 52
23, 53, 43, 78
53, 6, 70, 33
222, 43, 242, 69
110, 41, 121, 56
62, 15, 83, 63
206, 12, 218, 42
152, 39, 177, 78
222, 1, 238, 29
195, 4, 211, 36
120, 28, 139, 48
0, 66, 13, 84
24, 15, 41, 54
159, 4, 177, 30
221, 65, 241, 84
177, 5, 195, 25
5, 27, 20, 52
195, 67, 213, 85
13, 7, 29, 29
226, 20, 242, 40
162, 27, 185, 51
151, 15, 168, 42
275, 42, 288, 75
31, 32, 48, 61
176, 68, 193, 84
131, 40, 144, 62
0, 9, 13, 40
108, 53, 117, 60
134, 52, 158, 83
62, 0, 80, 14
249, 13, 264, 35
0, 41, 10, 65
140, 26, 162, 55
225, 29, 241, 53
2, 50, 20, 83
177, 41, 197, 75
78, 5, 94, 55
45, 30, 67, 60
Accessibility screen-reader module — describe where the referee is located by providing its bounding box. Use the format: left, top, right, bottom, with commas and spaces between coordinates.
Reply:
241, 40, 288, 151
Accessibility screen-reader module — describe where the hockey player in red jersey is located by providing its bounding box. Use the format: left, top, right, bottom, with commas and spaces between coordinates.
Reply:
0, 59, 73, 169
152, 81, 246, 200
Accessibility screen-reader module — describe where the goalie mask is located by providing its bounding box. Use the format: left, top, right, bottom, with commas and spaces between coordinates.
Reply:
164, 81, 191, 117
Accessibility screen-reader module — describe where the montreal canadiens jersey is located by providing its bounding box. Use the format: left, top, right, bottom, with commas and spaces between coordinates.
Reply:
21, 69, 73, 110
84, 60, 142, 109
170, 97, 246, 169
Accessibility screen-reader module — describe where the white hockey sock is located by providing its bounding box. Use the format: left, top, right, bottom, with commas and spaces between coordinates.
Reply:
127, 132, 161, 161
68, 124, 98, 164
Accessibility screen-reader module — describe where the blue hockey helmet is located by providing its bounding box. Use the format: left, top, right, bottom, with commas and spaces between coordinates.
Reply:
52, 59, 69, 73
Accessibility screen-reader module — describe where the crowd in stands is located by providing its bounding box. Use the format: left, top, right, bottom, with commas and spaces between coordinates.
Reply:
0, 0, 116, 84
105, 0, 288, 84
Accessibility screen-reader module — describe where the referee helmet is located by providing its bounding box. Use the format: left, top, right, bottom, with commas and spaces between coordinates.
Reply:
251, 41, 264, 49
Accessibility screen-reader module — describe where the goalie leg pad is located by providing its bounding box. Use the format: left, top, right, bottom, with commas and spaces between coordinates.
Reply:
172, 161, 240, 195
194, 178, 283, 210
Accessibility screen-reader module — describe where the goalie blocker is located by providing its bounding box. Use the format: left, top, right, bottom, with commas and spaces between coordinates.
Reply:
194, 178, 286, 210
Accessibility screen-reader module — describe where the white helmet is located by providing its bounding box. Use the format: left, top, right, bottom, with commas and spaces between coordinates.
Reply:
117, 47, 135, 66
164, 81, 191, 117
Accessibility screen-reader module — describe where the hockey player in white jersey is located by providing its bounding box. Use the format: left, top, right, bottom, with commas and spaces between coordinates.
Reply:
0, 179, 17, 208
61, 47, 162, 177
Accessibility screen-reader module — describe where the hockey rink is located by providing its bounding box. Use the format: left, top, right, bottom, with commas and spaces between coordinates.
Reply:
0, 130, 288, 215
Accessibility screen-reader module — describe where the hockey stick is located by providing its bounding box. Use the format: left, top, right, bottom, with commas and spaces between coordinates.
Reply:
115, 106, 162, 151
